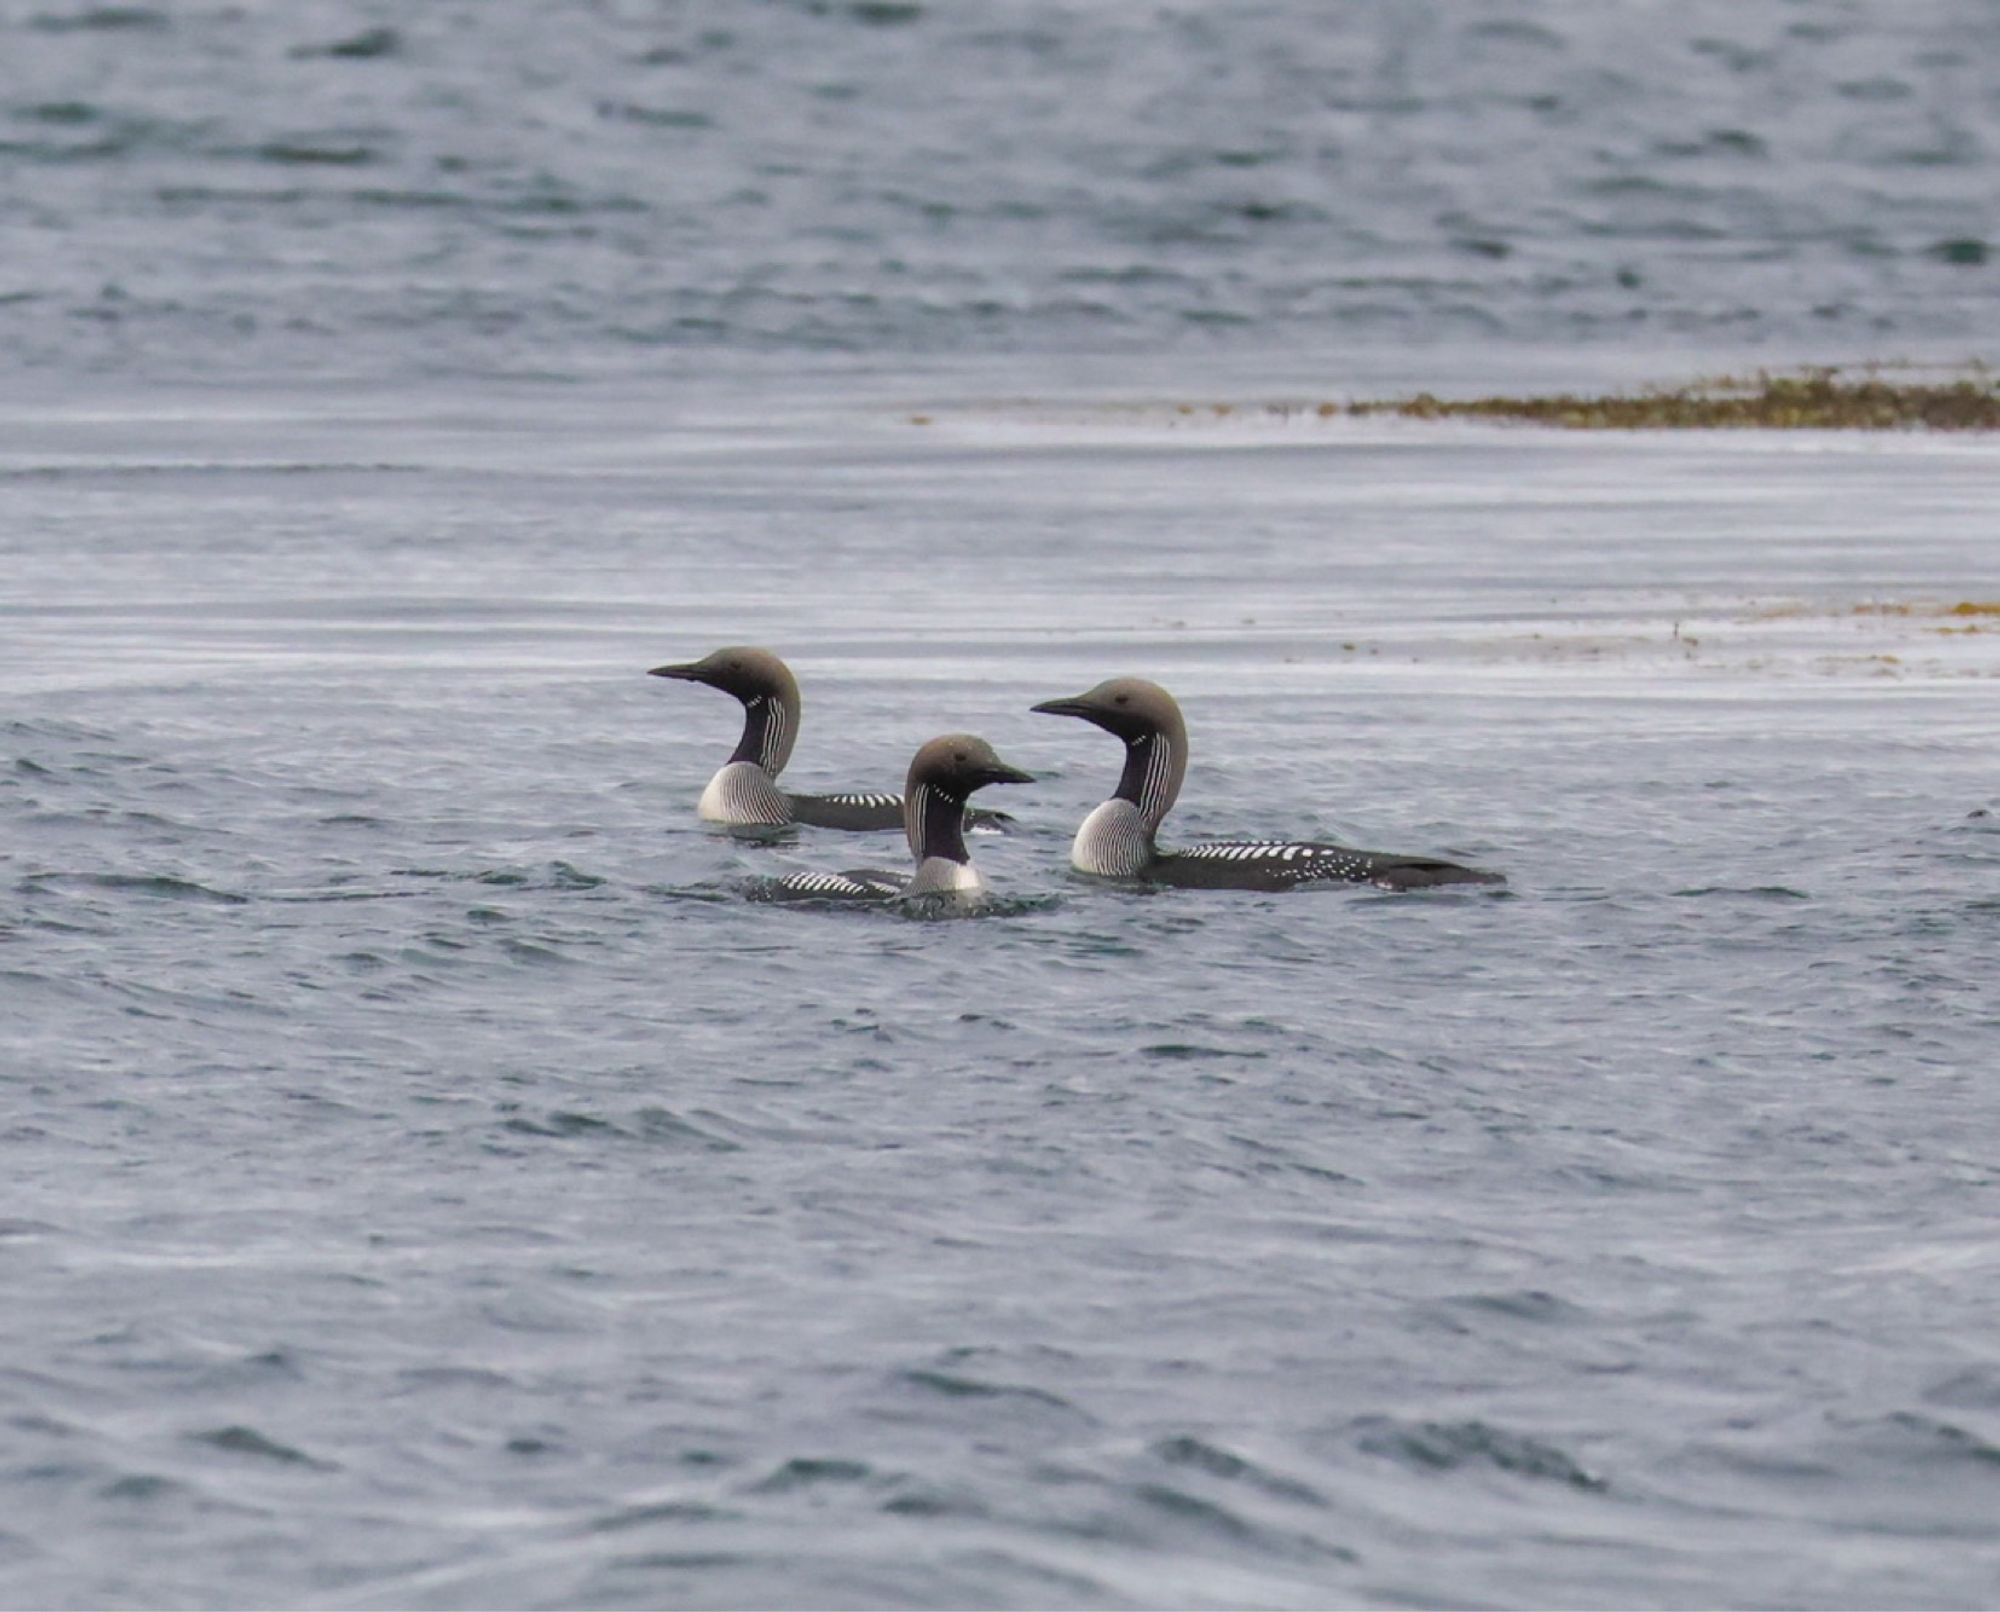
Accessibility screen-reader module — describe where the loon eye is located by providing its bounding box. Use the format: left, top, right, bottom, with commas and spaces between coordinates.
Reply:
1114, 694, 1129, 706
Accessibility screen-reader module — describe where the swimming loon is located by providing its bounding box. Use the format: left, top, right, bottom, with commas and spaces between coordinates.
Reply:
756, 735, 1033, 902
650, 647, 1008, 831
1031, 677, 1503, 892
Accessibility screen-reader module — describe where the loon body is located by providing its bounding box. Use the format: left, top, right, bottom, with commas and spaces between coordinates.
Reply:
650, 647, 1006, 831
1031, 678, 1503, 892
756, 735, 1033, 903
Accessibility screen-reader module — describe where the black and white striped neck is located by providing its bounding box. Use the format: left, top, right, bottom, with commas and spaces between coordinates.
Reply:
728, 692, 796, 777
1112, 728, 1185, 832
905, 778, 971, 867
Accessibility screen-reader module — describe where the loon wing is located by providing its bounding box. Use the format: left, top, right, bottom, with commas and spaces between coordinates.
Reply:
1341, 853, 1505, 891
749, 867, 907, 903
1156, 841, 1503, 892
785, 790, 904, 831
786, 790, 1014, 833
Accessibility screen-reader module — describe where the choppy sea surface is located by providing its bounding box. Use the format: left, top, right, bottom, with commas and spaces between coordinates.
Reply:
6, 2, 2000, 1609
5, 369, 1998, 1609
3, 0, 1998, 376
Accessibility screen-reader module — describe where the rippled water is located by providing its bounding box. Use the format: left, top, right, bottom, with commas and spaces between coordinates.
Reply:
7, 1, 2000, 1606
5, 370, 1999, 1608
3, 0, 1997, 376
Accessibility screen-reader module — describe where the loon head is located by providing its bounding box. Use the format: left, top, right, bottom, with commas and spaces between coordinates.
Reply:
903, 734, 1034, 866
649, 645, 797, 704
649, 646, 802, 776
1031, 676, 1188, 829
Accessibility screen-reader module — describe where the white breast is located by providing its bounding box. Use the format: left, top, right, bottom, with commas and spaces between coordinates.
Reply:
905, 856, 986, 896
698, 761, 790, 826
1070, 798, 1153, 876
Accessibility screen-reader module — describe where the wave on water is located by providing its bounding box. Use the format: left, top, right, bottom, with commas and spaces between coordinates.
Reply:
20, 870, 247, 904
2, 1, 1995, 375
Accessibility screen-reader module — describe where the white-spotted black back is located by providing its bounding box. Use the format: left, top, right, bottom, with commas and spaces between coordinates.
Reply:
817, 792, 899, 811
1176, 841, 1371, 877
1165, 840, 1501, 891
753, 867, 906, 903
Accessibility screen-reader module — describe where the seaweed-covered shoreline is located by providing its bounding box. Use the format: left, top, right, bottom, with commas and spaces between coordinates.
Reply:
1349, 365, 2000, 431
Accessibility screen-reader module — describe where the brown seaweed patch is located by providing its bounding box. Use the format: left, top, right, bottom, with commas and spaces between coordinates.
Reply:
1816, 654, 1905, 674
1852, 601, 2000, 620
1348, 364, 2000, 431
1754, 599, 2000, 624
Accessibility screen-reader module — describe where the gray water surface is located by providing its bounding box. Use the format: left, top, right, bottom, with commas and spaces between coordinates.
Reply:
4, 373, 1998, 1608
5, 0, 1998, 377
7, 0, 2000, 1603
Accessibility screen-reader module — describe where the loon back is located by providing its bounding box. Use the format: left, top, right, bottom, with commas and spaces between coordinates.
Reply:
786, 790, 904, 831
782, 790, 1013, 834
1156, 841, 1505, 892
1032, 675, 1504, 893
747, 866, 906, 903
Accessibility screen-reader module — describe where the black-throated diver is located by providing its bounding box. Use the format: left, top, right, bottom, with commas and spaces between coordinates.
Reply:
755, 735, 1033, 902
1031, 677, 1503, 892
650, 647, 1007, 831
